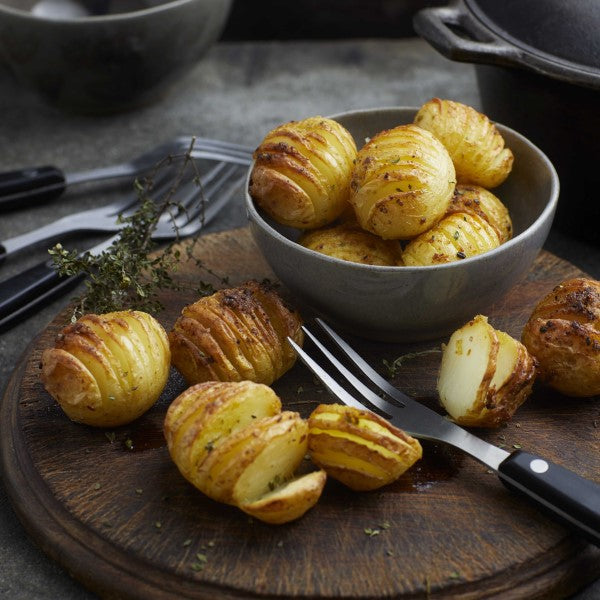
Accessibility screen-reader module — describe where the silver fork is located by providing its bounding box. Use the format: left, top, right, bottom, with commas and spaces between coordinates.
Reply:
0, 136, 253, 211
0, 161, 246, 332
288, 318, 600, 547
0, 144, 252, 259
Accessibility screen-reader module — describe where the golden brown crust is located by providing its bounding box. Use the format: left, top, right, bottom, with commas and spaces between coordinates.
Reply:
41, 311, 170, 427
414, 98, 513, 188
249, 117, 357, 229
521, 278, 600, 397
349, 124, 456, 240
169, 281, 303, 386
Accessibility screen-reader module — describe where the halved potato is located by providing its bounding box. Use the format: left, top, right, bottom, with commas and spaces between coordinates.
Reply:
446, 184, 513, 244
239, 470, 327, 524
349, 123, 456, 240
437, 315, 536, 427
299, 222, 403, 266
249, 116, 358, 229
169, 281, 303, 386
401, 211, 500, 266
521, 278, 600, 397
164, 381, 281, 481
41, 310, 170, 427
308, 403, 422, 491
414, 98, 513, 188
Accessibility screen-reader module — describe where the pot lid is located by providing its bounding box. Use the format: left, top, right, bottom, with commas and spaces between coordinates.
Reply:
465, 0, 600, 73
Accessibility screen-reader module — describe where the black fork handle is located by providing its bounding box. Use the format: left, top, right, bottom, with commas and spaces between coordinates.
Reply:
0, 166, 66, 211
499, 450, 600, 546
0, 261, 81, 333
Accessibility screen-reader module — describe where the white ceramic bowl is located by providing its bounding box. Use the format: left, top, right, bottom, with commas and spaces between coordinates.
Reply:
245, 107, 559, 343
0, 0, 232, 113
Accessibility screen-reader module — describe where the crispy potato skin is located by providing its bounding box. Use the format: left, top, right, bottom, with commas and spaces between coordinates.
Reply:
446, 184, 513, 244
169, 280, 304, 386
522, 278, 600, 397
349, 124, 455, 240
249, 116, 357, 229
414, 98, 513, 188
401, 211, 500, 266
299, 222, 403, 266
41, 310, 170, 427
308, 403, 422, 491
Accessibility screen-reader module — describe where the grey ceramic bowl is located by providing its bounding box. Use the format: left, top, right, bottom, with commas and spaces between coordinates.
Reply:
0, 0, 232, 113
246, 107, 559, 342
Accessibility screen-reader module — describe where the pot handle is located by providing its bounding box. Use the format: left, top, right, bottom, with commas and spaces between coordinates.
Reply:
413, 3, 525, 68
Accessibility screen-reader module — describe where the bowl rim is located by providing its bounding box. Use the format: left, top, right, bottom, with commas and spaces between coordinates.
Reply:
245, 105, 560, 273
0, 0, 210, 22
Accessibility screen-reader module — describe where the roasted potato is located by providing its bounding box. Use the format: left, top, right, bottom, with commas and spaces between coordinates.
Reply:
308, 403, 422, 491
349, 123, 456, 240
41, 310, 170, 427
299, 222, 403, 266
414, 98, 513, 189
164, 381, 325, 524
446, 184, 513, 244
169, 281, 304, 386
521, 278, 600, 397
401, 211, 500, 266
437, 315, 536, 427
249, 116, 357, 229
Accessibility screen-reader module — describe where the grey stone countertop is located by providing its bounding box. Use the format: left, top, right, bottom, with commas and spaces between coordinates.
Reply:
0, 38, 598, 599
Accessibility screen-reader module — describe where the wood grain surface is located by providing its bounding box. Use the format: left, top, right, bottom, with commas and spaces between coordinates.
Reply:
2, 227, 599, 600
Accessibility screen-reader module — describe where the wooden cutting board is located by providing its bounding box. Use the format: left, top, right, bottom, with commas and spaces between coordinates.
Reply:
2, 227, 599, 600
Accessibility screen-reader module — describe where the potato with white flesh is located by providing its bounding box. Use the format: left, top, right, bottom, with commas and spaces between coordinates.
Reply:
522, 278, 600, 397
249, 116, 357, 229
401, 211, 500, 266
446, 184, 512, 243
414, 98, 514, 189
438, 315, 536, 427
299, 222, 403, 266
164, 381, 325, 524
41, 310, 170, 427
169, 281, 303, 386
308, 403, 422, 491
349, 123, 456, 240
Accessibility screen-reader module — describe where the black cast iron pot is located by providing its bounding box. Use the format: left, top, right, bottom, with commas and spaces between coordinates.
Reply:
413, 0, 600, 244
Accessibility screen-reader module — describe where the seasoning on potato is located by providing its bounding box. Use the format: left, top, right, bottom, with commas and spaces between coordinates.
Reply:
169, 280, 304, 386
249, 116, 358, 229
437, 315, 537, 427
41, 310, 170, 427
308, 403, 422, 491
299, 222, 403, 266
414, 98, 514, 189
164, 381, 326, 524
521, 278, 600, 397
349, 123, 456, 240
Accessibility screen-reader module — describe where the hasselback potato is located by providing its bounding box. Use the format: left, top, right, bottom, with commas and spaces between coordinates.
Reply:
349, 124, 456, 240
169, 281, 303, 386
41, 310, 170, 427
249, 116, 357, 229
414, 98, 513, 189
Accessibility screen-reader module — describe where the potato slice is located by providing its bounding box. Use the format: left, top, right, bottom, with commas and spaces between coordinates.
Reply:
438, 315, 536, 427
41, 311, 170, 427
349, 123, 456, 240
239, 470, 326, 524
446, 184, 513, 243
197, 411, 308, 505
414, 98, 513, 188
249, 116, 358, 229
401, 211, 500, 266
164, 381, 281, 481
522, 278, 600, 397
308, 404, 422, 491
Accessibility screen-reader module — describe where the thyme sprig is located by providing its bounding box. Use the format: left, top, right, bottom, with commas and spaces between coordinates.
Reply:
48, 139, 226, 320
